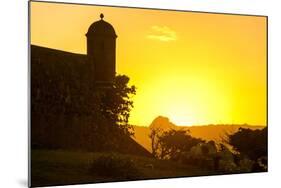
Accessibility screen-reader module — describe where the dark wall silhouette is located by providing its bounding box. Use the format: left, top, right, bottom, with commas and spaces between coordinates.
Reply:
31, 14, 151, 157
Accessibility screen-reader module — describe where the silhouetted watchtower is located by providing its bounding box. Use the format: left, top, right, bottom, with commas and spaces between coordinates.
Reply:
86, 13, 117, 86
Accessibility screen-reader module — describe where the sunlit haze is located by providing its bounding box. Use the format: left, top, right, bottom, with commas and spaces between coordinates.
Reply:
31, 2, 267, 126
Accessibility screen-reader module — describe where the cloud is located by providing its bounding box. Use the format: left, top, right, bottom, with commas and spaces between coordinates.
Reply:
147, 25, 177, 42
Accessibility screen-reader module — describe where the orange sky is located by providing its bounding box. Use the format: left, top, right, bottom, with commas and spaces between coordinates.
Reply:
30, 2, 267, 126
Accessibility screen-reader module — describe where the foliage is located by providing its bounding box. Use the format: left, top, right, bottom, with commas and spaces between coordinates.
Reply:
147, 126, 267, 173
221, 127, 268, 172
149, 127, 163, 158
31, 69, 137, 151
100, 75, 136, 136
178, 141, 218, 170
156, 129, 205, 160
89, 153, 141, 179
226, 127, 267, 161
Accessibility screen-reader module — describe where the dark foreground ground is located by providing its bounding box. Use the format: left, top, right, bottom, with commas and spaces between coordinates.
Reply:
31, 149, 218, 187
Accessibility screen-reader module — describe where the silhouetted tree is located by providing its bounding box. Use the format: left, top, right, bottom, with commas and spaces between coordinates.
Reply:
225, 127, 267, 171
157, 129, 204, 160
226, 127, 267, 160
149, 127, 163, 158
100, 75, 136, 136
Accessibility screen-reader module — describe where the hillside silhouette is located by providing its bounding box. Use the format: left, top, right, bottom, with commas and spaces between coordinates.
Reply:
133, 116, 264, 152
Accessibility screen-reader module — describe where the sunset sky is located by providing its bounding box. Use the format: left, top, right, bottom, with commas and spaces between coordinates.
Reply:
30, 2, 267, 126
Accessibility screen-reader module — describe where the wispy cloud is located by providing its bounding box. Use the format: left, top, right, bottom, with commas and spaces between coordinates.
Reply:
146, 25, 177, 42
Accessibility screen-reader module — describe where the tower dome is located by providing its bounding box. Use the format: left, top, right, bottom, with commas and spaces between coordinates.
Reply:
86, 14, 117, 37
86, 13, 117, 86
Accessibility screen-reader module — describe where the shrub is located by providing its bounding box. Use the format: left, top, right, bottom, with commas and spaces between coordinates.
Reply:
89, 153, 141, 179
226, 127, 267, 161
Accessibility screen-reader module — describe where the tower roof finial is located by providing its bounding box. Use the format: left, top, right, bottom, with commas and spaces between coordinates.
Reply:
100, 13, 104, 20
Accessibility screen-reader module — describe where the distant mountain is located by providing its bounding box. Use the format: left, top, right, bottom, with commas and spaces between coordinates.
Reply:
149, 116, 177, 130
132, 116, 265, 152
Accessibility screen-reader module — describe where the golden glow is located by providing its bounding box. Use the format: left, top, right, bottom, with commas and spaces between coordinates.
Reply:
30, 2, 267, 126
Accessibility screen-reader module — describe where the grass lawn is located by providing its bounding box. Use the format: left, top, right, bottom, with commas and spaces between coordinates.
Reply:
31, 149, 214, 187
